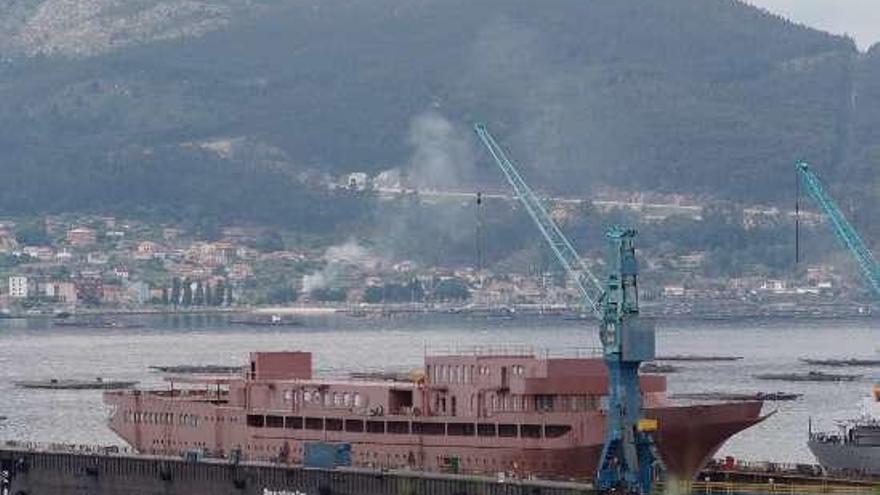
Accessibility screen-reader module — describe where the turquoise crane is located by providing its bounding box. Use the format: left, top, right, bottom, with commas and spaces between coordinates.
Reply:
474, 123, 656, 494
796, 161, 880, 298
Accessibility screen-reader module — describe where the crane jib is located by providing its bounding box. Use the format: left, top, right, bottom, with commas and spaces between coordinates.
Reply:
796, 161, 880, 299
474, 122, 657, 495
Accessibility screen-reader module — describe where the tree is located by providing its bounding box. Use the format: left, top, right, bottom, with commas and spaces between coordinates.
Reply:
182, 278, 193, 306
225, 285, 234, 306
433, 278, 470, 301
15, 221, 50, 246
213, 279, 226, 306
255, 231, 285, 253
171, 277, 181, 306
161, 287, 169, 305
194, 281, 205, 306
265, 285, 298, 304
204, 282, 213, 307
310, 288, 347, 302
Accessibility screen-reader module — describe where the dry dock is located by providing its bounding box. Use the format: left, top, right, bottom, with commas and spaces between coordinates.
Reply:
3, 444, 880, 495
0, 444, 588, 495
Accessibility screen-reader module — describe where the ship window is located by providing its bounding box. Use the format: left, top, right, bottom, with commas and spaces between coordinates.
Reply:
334, 393, 342, 407
387, 421, 410, 434
247, 415, 265, 428
412, 422, 445, 436
521, 424, 542, 439
266, 415, 284, 428
305, 417, 323, 430
545, 425, 572, 438
326, 418, 343, 431
353, 393, 362, 407
345, 419, 364, 433
477, 423, 496, 437
343, 392, 351, 406
366, 421, 385, 434
535, 395, 554, 412
303, 390, 312, 403
284, 390, 293, 402
498, 424, 517, 438
447, 423, 475, 436
285, 416, 303, 429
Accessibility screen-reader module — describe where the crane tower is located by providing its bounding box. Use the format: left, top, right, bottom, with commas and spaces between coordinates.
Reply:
474, 124, 657, 494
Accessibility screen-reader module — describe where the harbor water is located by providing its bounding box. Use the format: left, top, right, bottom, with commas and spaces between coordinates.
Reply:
0, 313, 877, 465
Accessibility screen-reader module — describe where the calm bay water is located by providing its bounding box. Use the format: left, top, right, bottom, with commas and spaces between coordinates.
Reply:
0, 313, 877, 464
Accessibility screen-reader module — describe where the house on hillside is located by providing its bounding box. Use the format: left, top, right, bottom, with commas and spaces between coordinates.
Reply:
67, 227, 97, 247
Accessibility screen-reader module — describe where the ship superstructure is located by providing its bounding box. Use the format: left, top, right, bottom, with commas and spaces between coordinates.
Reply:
105, 349, 765, 481
808, 385, 880, 476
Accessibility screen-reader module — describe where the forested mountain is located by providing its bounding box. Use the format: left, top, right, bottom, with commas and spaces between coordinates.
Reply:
0, 0, 874, 230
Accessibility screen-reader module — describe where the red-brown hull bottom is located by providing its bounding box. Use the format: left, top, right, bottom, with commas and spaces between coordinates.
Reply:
647, 401, 767, 480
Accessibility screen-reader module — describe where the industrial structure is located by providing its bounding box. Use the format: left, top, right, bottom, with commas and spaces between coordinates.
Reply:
474, 124, 657, 494
796, 161, 880, 299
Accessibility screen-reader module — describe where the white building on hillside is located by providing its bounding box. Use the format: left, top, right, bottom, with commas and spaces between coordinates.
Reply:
9, 276, 28, 298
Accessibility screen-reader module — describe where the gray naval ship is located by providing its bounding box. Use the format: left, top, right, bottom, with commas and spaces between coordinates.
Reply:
808, 386, 880, 476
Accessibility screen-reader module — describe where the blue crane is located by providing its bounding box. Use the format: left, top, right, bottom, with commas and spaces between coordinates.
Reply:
796, 161, 880, 298
474, 124, 657, 494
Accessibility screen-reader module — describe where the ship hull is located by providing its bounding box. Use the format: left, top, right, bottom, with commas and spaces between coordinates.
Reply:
648, 401, 766, 479
808, 439, 880, 476
105, 393, 763, 481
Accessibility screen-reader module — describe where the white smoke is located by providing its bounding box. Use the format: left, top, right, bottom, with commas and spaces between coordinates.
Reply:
405, 111, 476, 190
301, 240, 380, 293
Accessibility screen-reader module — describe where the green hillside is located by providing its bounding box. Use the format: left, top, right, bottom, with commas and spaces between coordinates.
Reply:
0, 0, 872, 229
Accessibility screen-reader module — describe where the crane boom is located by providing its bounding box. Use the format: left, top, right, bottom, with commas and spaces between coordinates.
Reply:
796, 161, 880, 298
474, 124, 605, 317
475, 123, 656, 494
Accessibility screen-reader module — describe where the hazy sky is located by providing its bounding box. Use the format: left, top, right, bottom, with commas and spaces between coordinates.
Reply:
746, 0, 879, 49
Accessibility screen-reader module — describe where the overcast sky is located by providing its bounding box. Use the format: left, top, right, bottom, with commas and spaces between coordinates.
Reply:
746, 0, 879, 49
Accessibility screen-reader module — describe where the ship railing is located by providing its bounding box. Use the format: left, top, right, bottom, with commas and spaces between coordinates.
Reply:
708, 459, 835, 479
3, 440, 134, 456
663, 481, 880, 495
426, 344, 602, 359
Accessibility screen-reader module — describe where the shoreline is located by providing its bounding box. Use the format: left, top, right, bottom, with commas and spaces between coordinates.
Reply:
2, 303, 875, 322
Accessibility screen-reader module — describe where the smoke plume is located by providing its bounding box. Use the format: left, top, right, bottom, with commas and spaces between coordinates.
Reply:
301, 240, 380, 292
405, 111, 476, 190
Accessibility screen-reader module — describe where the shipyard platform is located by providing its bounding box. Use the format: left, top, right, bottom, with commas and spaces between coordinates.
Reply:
3, 443, 880, 495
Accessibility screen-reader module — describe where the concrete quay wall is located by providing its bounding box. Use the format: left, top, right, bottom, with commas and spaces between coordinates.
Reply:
0, 448, 592, 495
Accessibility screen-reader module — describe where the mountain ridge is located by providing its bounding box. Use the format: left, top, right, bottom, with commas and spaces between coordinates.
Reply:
0, 0, 874, 231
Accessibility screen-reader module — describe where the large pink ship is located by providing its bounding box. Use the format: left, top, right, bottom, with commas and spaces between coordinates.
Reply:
104, 348, 765, 481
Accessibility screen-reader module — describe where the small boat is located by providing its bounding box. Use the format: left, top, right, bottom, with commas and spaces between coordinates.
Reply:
655, 355, 743, 362
53, 319, 144, 329
799, 358, 880, 367
149, 365, 242, 374
641, 363, 681, 374
672, 392, 802, 402
15, 378, 139, 390
229, 314, 301, 327
753, 371, 861, 382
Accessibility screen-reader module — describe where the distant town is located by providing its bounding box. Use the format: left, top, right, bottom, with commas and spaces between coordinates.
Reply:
0, 182, 872, 320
